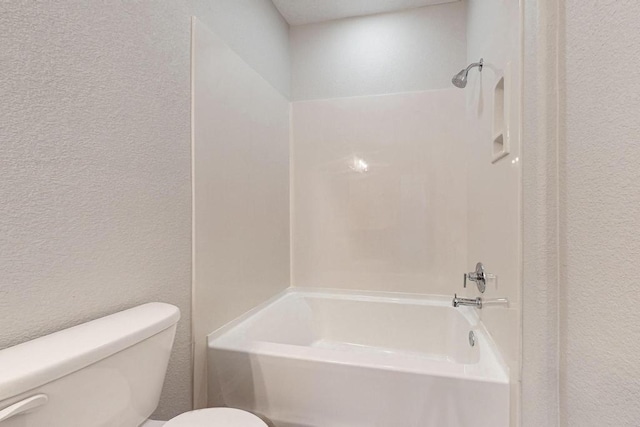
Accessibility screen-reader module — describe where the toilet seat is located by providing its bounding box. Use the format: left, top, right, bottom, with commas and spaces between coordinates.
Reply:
164, 408, 268, 427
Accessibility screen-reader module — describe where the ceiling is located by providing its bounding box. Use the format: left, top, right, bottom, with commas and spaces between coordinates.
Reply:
272, 0, 460, 26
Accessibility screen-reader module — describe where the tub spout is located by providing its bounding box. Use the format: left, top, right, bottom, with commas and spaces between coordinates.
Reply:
452, 294, 482, 309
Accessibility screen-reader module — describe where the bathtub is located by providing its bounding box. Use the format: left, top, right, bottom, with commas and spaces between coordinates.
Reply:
207, 289, 509, 427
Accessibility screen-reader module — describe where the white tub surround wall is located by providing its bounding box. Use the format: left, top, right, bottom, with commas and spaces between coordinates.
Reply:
209, 289, 509, 427
290, 2, 466, 100
464, 0, 522, 425
291, 90, 467, 294
192, 19, 291, 409
521, 0, 561, 425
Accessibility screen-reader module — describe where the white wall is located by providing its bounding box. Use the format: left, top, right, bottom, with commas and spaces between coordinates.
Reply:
522, 1, 640, 426
0, 0, 290, 419
464, 0, 521, 425
292, 90, 467, 294
559, 1, 640, 425
290, 2, 466, 100
192, 0, 290, 98
192, 18, 290, 409
521, 0, 561, 425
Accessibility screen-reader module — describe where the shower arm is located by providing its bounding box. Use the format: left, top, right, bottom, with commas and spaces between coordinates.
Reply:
465, 59, 483, 73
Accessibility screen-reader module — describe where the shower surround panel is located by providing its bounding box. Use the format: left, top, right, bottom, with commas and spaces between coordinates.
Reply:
192, 18, 290, 408
291, 89, 467, 295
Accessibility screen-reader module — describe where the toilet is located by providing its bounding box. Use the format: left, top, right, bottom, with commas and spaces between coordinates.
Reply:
0, 303, 267, 427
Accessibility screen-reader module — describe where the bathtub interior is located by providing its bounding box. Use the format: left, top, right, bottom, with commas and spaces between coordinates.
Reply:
207, 289, 511, 426
306, 297, 479, 364
209, 289, 505, 373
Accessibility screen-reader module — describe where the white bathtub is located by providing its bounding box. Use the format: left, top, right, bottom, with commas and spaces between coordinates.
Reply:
207, 289, 509, 427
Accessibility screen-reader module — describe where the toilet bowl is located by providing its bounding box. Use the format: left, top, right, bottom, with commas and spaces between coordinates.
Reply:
0, 303, 265, 427
160, 407, 267, 426
140, 408, 268, 427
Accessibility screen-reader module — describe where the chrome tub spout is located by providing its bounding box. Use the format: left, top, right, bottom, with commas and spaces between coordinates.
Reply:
452, 294, 482, 309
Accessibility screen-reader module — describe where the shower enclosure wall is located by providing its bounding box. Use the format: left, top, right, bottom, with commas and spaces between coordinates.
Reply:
290, 2, 522, 423
193, 0, 522, 425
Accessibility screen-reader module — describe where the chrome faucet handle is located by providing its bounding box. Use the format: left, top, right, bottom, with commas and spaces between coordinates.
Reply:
464, 262, 488, 293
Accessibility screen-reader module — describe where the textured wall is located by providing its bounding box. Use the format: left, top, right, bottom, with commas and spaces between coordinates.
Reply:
560, 1, 640, 425
290, 2, 466, 100
522, 1, 640, 426
0, 0, 290, 420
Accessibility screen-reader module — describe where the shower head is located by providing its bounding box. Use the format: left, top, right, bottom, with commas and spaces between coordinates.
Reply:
452, 58, 483, 88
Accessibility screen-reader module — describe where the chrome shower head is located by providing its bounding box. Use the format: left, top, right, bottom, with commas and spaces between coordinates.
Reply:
452, 58, 483, 88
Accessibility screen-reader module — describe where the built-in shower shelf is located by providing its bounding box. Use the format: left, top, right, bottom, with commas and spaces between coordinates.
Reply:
492, 132, 508, 163
491, 63, 511, 163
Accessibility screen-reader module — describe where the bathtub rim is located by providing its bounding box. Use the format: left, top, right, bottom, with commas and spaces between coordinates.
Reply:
207, 287, 510, 384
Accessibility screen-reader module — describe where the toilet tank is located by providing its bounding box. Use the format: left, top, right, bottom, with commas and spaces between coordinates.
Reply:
0, 303, 180, 427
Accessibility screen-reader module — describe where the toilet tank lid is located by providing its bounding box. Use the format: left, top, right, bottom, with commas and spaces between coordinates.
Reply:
0, 303, 180, 401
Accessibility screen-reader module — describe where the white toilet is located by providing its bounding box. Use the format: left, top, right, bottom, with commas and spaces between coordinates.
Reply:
0, 303, 267, 427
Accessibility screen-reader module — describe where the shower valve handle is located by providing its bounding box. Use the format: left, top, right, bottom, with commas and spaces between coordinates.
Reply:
463, 262, 488, 293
